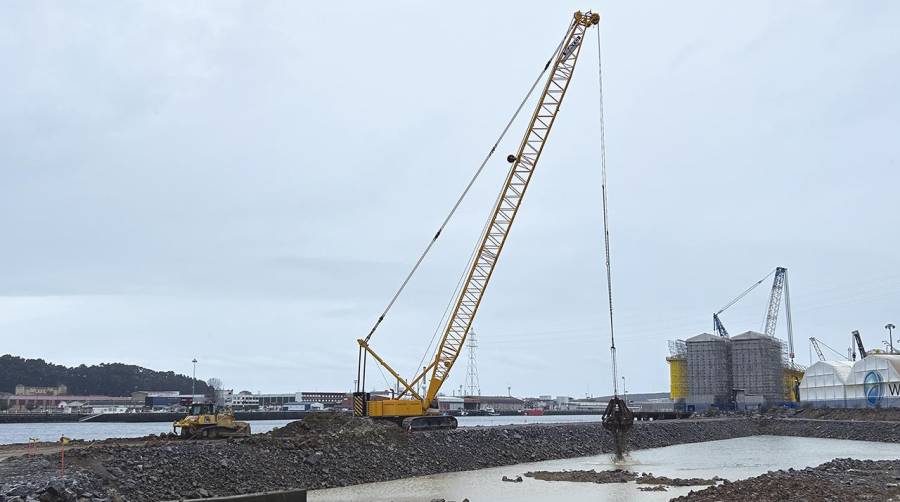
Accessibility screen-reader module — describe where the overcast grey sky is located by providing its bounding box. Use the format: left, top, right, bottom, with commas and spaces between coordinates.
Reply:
2, 1, 899, 397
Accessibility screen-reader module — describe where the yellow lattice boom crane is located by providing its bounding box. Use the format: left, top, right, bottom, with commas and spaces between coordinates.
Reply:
353, 11, 601, 431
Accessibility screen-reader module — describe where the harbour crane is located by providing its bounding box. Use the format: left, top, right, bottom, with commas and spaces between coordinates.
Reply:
810, 337, 825, 361
353, 11, 614, 432
712, 267, 796, 365
809, 336, 848, 362
851, 330, 867, 360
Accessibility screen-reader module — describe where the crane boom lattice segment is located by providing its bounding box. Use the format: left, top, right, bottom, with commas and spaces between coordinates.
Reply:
713, 268, 776, 337
810, 337, 826, 361
424, 12, 598, 407
764, 267, 787, 337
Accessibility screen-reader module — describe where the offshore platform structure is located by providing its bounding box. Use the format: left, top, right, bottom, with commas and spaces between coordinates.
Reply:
353, 11, 630, 435
669, 266, 804, 408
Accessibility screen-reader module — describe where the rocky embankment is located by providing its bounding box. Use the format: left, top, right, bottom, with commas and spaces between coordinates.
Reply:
1, 414, 899, 501
672, 458, 900, 501
791, 407, 900, 422
759, 417, 900, 441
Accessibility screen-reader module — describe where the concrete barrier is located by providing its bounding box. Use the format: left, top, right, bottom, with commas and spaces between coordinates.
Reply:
175, 489, 307, 502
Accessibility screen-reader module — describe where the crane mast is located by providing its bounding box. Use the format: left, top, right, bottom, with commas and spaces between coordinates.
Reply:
809, 337, 826, 361
764, 267, 795, 364
852, 330, 867, 359
354, 11, 600, 430
763, 267, 786, 336
712, 266, 795, 366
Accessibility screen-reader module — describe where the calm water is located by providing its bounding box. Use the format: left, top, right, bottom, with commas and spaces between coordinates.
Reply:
0, 415, 599, 444
309, 436, 900, 502
0, 419, 295, 444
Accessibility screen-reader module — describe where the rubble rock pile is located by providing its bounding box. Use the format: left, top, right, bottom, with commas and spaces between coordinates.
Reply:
0, 455, 114, 502
269, 412, 401, 440
525, 469, 636, 483
791, 407, 900, 422
638, 484, 668, 491
758, 417, 900, 442
635, 473, 720, 486
671, 458, 900, 501
524, 469, 720, 486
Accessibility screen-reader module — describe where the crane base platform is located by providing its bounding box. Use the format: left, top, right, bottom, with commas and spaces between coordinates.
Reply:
400, 415, 458, 432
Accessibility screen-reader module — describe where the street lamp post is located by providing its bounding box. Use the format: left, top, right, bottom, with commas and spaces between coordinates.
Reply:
887, 324, 896, 354
621, 376, 627, 402
191, 358, 198, 398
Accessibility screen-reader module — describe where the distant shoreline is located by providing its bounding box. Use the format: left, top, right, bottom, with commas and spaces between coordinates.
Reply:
0, 410, 310, 424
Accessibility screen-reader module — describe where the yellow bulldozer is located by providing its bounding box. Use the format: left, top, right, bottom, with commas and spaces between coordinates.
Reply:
173, 403, 251, 439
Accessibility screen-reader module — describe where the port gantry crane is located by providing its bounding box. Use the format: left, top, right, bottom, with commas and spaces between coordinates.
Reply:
353, 11, 607, 432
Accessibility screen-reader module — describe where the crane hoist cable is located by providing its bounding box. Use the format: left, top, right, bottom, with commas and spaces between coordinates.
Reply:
362, 25, 574, 346
595, 24, 634, 460
596, 25, 617, 397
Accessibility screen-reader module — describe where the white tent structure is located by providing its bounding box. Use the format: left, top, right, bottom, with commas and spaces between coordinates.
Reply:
800, 354, 900, 408
799, 360, 853, 407
845, 354, 900, 408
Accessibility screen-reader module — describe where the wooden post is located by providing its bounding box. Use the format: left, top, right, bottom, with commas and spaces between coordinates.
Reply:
59, 436, 70, 475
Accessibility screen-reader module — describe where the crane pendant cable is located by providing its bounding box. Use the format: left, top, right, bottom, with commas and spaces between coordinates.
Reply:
362, 25, 573, 345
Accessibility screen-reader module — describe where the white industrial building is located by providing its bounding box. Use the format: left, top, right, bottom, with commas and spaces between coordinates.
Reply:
798, 360, 853, 405
800, 354, 900, 408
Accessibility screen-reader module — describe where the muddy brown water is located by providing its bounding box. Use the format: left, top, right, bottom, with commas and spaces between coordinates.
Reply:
309, 436, 900, 502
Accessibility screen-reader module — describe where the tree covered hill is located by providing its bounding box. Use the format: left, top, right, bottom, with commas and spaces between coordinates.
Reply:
0, 355, 209, 397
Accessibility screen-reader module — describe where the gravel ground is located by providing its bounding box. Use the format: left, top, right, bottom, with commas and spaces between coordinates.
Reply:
1, 414, 898, 501
672, 458, 900, 501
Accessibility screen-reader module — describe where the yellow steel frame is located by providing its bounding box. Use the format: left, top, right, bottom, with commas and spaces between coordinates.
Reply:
361, 11, 600, 417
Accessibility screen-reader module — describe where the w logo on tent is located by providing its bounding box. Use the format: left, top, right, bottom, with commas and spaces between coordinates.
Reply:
864, 371, 884, 406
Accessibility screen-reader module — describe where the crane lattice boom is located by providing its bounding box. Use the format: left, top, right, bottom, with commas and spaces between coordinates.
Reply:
424, 12, 596, 407
763, 267, 786, 336
353, 11, 601, 429
810, 337, 826, 361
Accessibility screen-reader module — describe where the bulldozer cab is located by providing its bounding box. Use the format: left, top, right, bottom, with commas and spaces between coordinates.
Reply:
188, 402, 215, 415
